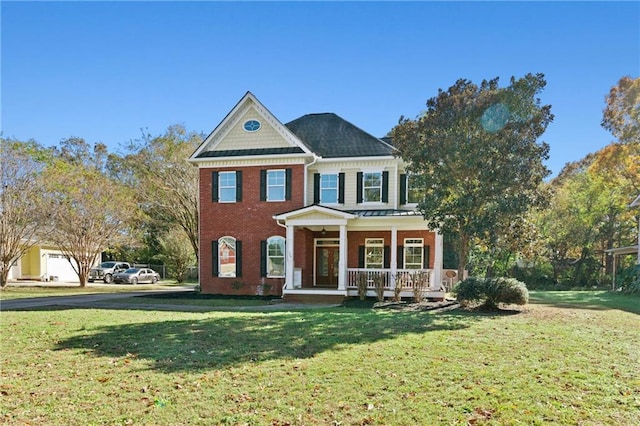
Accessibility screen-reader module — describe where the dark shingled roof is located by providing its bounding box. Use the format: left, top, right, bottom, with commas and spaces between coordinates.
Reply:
285, 113, 395, 158
197, 147, 305, 158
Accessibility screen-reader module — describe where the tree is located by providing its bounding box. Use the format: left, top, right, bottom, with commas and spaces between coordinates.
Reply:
602, 76, 640, 144
157, 227, 196, 283
116, 125, 201, 262
0, 138, 52, 288
43, 138, 135, 287
391, 73, 553, 279
538, 142, 640, 285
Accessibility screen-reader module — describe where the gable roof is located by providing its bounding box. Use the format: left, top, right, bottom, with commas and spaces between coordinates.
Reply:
189, 91, 312, 161
285, 113, 396, 158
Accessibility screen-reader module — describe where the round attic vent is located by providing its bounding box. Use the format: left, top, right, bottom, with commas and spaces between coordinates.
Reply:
243, 119, 261, 132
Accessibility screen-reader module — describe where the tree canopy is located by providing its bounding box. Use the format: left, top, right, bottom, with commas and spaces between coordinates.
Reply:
602, 76, 640, 144
391, 73, 553, 278
42, 138, 136, 287
0, 138, 52, 288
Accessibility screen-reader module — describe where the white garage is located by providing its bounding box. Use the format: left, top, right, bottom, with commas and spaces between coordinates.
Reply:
45, 253, 79, 282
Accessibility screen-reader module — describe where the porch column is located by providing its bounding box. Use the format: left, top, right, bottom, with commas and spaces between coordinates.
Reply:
433, 230, 444, 290
338, 224, 347, 290
611, 254, 617, 291
285, 224, 295, 290
390, 226, 397, 289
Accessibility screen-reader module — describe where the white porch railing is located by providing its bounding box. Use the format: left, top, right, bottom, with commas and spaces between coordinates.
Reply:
346, 268, 436, 291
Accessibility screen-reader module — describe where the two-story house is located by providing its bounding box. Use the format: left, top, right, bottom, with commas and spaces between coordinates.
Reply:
188, 92, 445, 303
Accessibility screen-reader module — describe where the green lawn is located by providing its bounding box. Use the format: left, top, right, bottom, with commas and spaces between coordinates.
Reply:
1, 291, 638, 425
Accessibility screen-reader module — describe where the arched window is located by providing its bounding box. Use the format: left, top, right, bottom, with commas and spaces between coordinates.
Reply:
218, 236, 236, 277
266, 236, 285, 278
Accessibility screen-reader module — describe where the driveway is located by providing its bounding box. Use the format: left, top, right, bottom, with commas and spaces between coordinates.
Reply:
0, 286, 196, 311
0, 285, 338, 311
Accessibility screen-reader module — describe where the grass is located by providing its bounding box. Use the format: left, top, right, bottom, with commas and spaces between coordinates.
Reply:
1, 291, 639, 425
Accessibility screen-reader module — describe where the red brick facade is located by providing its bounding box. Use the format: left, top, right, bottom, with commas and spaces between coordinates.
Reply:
199, 164, 305, 295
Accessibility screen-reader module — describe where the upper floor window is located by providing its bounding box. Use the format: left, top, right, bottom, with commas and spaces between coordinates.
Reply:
313, 173, 345, 204
364, 172, 382, 202
267, 170, 285, 201
407, 175, 422, 204
404, 238, 424, 269
260, 169, 292, 202
357, 171, 388, 204
212, 171, 242, 203
321, 174, 338, 203
365, 238, 384, 269
400, 173, 422, 205
219, 172, 236, 202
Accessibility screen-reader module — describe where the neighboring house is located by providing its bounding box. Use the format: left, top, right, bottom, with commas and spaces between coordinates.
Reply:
8, 243, 89, 283
188, 92, 445, 303
605, 194, 640, 289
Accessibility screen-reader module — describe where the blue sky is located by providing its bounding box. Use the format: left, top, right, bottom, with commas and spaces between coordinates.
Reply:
2, 1, 639, 176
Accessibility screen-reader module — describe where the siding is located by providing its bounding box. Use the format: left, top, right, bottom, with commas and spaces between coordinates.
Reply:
308, 160, 400, 209
214, 107, 294, 152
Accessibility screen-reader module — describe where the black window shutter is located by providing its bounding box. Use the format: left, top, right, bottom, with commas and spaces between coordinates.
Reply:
338, 173, 345, 204
235, 240, 242, 277
356, 172, 363, 204
313, 173, 320, 204
236, 171, 242, 202
212, 172, 219, 203
382, 171, 389, 203
384, 246, 390, 269
358, 245, 365, 268
260, 240, 267, 277
399, 174, 407, 205
211, 240, 219, 276
260, 170, 267, 201
285, 168, 292, 200
424, 245, 431, 269
397, 245, 404, 269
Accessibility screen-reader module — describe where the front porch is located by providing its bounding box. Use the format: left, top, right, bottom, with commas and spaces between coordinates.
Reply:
274, 205, 446, 303
282, 268, 446, 303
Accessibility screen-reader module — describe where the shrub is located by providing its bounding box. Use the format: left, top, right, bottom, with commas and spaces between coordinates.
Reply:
453, 276, 529, 309
357, 273, 368, 301
617, 265, 640, 294
373, 274, 385, 302
411, 271, 430, 303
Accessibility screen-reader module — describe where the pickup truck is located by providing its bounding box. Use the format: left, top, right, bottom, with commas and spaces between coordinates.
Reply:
88, 261, 131, 284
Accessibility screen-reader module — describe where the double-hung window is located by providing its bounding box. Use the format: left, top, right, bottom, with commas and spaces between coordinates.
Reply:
266, 236, 285, 277
218, 172, 236, 202
212, 171, 242, 203
320, 174, 338, 204
407, 175, 422, 204
357, 171, 388, 204
267, 170, 286, 201
363, 172, 382, 202
404, 238, 424, 269
365, 238, 384, 269
261, 169, 291, 202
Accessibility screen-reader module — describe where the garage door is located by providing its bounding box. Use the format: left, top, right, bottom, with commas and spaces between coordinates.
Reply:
46, 254, 79, 282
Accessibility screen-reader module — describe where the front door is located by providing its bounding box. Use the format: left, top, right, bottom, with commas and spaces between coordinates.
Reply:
316, 246, 339, 287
